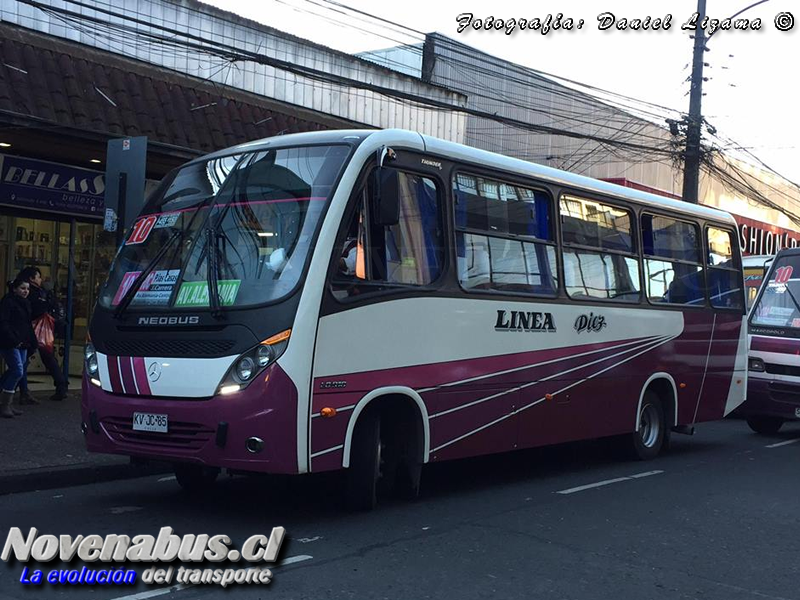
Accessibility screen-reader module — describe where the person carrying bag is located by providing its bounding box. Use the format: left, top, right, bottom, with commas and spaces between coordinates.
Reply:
16, 267, 68, 402
0, 278, 37, 418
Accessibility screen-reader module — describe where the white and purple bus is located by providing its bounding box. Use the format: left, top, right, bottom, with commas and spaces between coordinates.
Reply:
82, 129, 747, 509
744, 248, 800, 433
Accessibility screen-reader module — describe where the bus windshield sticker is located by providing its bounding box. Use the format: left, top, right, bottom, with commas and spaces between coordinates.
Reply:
111, 270, 180, 306
126, 215, 158, 245
154, 212, 180, 229
174, 280, 242, 307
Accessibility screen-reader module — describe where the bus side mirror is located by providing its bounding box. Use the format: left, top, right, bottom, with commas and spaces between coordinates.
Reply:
372, 168, 400, 227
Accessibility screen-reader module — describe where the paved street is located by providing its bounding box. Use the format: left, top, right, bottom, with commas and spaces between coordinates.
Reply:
1, 418, 798, 600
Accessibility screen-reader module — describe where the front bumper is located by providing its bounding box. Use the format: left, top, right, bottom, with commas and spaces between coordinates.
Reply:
741, 376, 800, 421
81, 363, 299, 474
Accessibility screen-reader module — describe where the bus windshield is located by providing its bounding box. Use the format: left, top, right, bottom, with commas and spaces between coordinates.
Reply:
750, 254, 800, 329
99, 144, 350, 311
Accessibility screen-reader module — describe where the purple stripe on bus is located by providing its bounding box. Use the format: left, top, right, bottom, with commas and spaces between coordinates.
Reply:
138, 197, 327, 219
133, 357, 152, 396
107, 356, 123, 394
119, 357, 137, 394
751, 335, 800, 356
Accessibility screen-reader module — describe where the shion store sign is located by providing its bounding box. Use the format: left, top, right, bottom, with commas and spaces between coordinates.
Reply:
736, 215, 800, 257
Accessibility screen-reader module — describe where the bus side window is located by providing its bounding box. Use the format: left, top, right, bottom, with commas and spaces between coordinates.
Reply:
331, 171, 443, 299
706, 227, 744, 310
642, 215, 705, 306
560, 195, 640, 302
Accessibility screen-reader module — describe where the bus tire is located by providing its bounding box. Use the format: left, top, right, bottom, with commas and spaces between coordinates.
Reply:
174, 464, 219, 491
345, 410, 382, 511
627, 391, 666, 460
746, 416, 784, 435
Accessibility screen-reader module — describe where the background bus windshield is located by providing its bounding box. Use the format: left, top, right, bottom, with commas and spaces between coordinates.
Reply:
98, 144, 349, 310
751, 255, 800, 329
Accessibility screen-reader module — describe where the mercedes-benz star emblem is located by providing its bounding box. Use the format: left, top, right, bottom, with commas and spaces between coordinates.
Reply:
147, 361, 162, 382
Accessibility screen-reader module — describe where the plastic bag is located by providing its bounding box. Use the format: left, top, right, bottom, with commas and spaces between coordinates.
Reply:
33, 313, 55, 353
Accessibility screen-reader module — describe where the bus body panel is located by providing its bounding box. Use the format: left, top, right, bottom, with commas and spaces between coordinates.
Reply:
309, 298, 745, 472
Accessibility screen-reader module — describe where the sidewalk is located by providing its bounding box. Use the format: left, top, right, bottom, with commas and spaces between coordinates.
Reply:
0, 376, 166, 495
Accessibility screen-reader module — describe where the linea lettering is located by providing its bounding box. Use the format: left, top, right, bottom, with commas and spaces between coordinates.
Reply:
494, 310, 556, 332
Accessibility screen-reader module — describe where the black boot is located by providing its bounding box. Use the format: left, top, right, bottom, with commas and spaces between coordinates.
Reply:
1, 391, 15, 418
49, 384, 68, 402
19, 390, 39, 405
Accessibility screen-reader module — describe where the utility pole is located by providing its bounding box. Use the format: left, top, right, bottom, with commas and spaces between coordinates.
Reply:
682, 0, 707, 204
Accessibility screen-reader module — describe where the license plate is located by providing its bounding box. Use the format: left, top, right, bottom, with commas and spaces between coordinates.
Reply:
132, 412, 168, 433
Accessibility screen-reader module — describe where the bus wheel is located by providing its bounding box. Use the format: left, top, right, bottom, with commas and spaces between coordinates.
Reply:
746, 416, 784, 435
345, 410, 382, 511
627, 391, 665, 460
174, 464, 219, 491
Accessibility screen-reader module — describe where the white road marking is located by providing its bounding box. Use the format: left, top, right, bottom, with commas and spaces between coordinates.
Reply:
629, 470, 664, 479
110, 584, 191, 600
765, 438, 800, 449
556, 470, 664, 495
110, 506, 144, 514
279, 555, 313, 566
109, 556, 313, 600
158, 476, 177, 483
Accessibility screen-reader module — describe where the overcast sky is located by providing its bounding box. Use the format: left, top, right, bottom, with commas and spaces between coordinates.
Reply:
202, 0, 799, 185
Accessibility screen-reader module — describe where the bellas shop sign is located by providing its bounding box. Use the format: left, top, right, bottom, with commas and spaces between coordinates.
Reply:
0, 154, 105, 218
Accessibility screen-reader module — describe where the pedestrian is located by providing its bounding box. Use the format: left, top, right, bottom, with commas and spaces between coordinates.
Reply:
17, 267, 68, 402
0, 277, 37, 418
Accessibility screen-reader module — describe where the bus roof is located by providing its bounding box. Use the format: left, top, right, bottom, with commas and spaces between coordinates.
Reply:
202, 128, 738, 227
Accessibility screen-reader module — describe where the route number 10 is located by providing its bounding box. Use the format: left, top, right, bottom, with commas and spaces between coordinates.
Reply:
774, 265, 793, 284
127, 215, 157, 245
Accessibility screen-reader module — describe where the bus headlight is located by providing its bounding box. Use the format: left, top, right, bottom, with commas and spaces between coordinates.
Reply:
256, 344, 274, 368
237, 356, 255, 381
217, 329, 291, 394
85, 342, 99, 376
748, 357, 766, 372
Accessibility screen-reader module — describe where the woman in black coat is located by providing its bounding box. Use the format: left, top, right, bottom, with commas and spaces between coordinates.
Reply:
0, 278, 38, 418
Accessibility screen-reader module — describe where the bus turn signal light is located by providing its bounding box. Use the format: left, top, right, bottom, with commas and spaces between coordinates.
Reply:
262, 329, 291, 346
680, 383, 687, 389
321, 407, 337, 418
545, 393, 553, 401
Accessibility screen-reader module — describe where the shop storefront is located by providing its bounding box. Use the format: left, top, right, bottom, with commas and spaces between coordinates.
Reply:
0, 153, 116, 376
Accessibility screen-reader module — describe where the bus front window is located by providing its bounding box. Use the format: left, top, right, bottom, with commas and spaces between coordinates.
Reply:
751, 255, 800, 329
99, 145, 350, 311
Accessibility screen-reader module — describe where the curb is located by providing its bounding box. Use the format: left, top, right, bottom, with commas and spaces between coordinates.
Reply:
0, 462, 171, 496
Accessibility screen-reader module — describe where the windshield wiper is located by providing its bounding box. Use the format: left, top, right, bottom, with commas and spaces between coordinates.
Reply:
113, 229, 183, 319
206, 228, 222, 318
